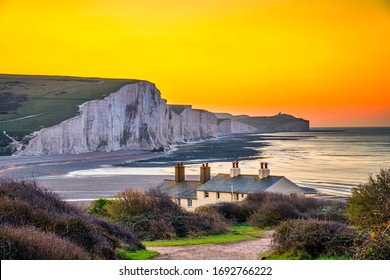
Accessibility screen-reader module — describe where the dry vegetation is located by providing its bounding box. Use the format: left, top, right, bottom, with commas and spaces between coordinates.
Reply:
89, 189, 229, 241
0, 179, 143, 260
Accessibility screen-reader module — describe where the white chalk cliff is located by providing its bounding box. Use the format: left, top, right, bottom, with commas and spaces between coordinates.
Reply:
18, 82, 254, 155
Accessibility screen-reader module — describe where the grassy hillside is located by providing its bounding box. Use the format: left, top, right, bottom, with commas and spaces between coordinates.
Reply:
0, 74, 137, 135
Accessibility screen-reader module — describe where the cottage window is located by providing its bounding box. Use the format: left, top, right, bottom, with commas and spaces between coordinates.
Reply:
204, 191, 209, 198
216, 192, 220, 199
235, 193, 239, 201
177, 199, 181, 206
241, 193, 245, 198
187, 199, 192, 207
290, 193, 297, 197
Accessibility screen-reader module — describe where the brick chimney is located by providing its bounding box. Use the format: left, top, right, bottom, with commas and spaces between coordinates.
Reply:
230, 160, 241, 178
259, 162, 270, 179
200, 162, 211, 184
175, 162, 185, 183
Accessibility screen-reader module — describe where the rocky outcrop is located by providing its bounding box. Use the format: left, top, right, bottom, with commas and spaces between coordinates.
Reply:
18, 82, 220, 155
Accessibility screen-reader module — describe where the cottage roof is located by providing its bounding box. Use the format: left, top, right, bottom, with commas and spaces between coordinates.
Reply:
156, 179, 201, 199
196, 174, 287, 193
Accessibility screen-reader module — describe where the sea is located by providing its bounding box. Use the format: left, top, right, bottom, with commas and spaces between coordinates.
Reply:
70, 127, 390, 198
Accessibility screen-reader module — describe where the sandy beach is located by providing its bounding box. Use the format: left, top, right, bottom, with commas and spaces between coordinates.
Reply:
0, 149, 172, 202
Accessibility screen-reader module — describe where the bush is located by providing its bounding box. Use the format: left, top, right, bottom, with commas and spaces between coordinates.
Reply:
249, 201, 300, 228
106, 189, 229, 240
354, 230, 390, 260
211, 203, 251, 223
347, 168, 390, 229
92, 218, 142, 251
195, 206, 230, 234
0, 225, 90, 260
88, 198, 114, 217
244, 192, 347, 227
272, 219, 359, 258
0, 179, 82, 216
0, 179, 143, 259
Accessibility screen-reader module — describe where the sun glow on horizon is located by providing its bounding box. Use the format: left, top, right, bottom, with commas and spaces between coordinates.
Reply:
1, 0, 389, 127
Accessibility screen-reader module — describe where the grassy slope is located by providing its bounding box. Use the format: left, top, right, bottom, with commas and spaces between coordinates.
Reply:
0, 74, 137, 137
144, 224, 262, 247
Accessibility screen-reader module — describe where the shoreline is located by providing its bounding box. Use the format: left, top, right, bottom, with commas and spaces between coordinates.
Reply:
0, 149, 169, 202
0, 149, 163, 178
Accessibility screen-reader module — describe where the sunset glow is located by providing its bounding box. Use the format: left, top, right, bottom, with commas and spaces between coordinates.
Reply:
1, 0, 389, 127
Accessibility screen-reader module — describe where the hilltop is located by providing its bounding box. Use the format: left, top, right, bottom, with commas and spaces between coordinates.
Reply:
214, 112, 309, 133
0, 74, 136, 154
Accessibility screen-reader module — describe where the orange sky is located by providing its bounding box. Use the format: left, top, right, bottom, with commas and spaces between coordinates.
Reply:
1, 0, 389, 127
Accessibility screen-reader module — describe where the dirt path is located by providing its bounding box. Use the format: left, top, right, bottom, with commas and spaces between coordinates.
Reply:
148, 231, 273, 260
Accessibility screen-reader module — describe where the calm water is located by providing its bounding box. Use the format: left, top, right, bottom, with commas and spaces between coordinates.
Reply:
70, 127, 390, 197
118, 127, 390, 196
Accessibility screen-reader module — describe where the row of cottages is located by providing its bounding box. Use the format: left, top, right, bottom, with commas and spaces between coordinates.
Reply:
157, 161, 308, 211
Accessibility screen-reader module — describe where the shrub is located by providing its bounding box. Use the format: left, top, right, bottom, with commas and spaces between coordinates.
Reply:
244, 192, 347, 227
272, 219, 359, 258
354, 230, 390, 260
244, 192, 269, 212
0, 179, 143, 259
249, 200, 301, 228
92, 218, 143, 251
107, 189, 229, 240
0, 225, 90, 260
315, 202, 347, 223
0, 179, 82, 216
347, 168, 390, 229
88, 198, 114, 217
195, 206, 230, 235
210, 203, 251, 223
53, 215, 116, 259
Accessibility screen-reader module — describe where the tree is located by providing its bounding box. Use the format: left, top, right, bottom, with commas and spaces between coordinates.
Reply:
347, 168, 390, 229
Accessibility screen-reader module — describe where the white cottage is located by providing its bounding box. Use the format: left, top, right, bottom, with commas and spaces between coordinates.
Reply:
157, 162, 309, 211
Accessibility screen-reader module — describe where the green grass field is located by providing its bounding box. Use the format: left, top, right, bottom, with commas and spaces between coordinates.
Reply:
116, 249, 160, 260
0, 74, 137, 136
143, 224, 263, 247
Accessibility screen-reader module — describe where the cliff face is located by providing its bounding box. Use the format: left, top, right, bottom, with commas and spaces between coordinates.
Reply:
17, 82, 310, 156
217, 119, 257, 135
18, 82, 219, 155
221, 114, 310, 133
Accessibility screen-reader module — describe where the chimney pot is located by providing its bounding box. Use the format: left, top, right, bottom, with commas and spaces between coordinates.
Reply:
200, 163, 211, 184
265, 162, 268, 169
260, 162, 264, 169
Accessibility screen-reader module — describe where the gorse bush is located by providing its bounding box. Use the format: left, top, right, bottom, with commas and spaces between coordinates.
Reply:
88, 198, 114, 217
0, 225, 90, 260
272, 219, 360, 258
95, 189, 229, 240
0, 179, 143, 259
347, 168, 390, 229
354, 230, 390, 260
